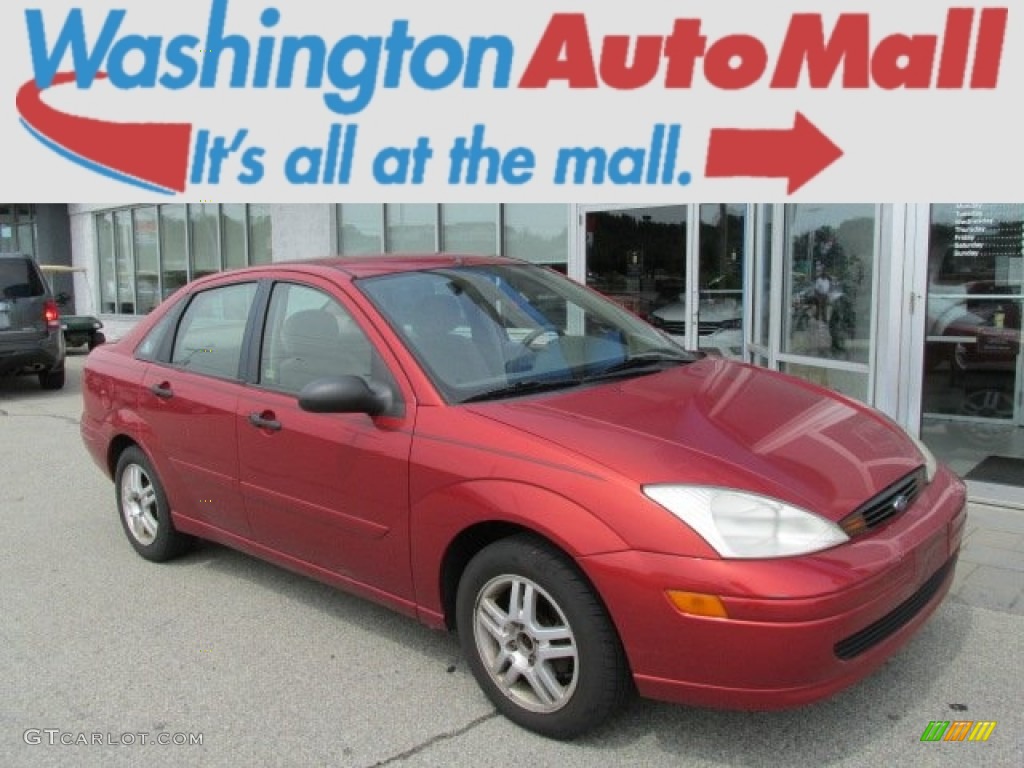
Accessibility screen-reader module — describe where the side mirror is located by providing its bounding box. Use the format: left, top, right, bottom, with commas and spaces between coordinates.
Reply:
55, 292, 71, 307
298, 375, 393, 416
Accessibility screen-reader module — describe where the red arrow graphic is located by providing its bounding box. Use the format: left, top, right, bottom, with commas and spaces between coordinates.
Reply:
705, 113, 843, 194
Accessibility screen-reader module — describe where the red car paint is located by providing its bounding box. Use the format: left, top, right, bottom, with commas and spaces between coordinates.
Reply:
80, 255, 965, 713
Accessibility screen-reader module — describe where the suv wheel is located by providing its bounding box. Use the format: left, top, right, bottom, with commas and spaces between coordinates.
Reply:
39, 368, 65, 390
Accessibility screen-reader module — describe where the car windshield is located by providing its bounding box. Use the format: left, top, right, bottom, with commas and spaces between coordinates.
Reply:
357, 263, 696, 403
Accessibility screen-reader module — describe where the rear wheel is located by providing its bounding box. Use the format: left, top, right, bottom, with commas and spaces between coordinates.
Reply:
38, 368, 65, 390
115, 446, 194, 562
456, 534, 631, 740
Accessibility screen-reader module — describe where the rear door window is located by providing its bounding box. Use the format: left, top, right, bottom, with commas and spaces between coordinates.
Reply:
170, 282, 258, 379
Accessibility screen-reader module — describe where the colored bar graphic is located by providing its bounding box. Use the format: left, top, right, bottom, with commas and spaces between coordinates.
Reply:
920, 720, 997, 742
968, 722, 997, 742
944, 721, 973, 741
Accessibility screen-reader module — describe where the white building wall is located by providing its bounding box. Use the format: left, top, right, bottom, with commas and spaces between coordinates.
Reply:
68, 204, 99, 318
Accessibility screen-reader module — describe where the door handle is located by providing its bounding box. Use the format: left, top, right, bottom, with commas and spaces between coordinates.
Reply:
248, 412, 282, 432
150, 382, 173, 399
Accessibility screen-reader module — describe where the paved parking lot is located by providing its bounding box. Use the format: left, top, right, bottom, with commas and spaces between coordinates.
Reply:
2, 353, 1022, 767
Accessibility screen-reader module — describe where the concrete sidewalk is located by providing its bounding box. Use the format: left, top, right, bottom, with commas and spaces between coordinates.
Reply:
950, 497, 1024, 615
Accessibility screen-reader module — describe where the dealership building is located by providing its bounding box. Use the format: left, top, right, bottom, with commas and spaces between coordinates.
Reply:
4, 201, 1022, 507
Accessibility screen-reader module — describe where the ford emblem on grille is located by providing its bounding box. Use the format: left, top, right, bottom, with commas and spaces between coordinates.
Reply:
892, 494, 911, 514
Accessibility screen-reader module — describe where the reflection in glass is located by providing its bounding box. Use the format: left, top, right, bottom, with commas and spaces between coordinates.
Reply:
96, 213, 116, 313
588, 207, 687, 332
783, 205, 875, 364
442, 204, 497, 254
17, 223, 35, 257
338, 204, 383, 255
248, 204, 273, 265
133, 207, 160, 314
503, 204, 569, 266
923, 204, 1023, 424
697, 204, 746, 358
160, 205, 188, 299
222, 204, 247, 271
782, 362, 868, 402
759, 207, 773, 349
386, 204, 436, 253
189, 203, 220, 279
114, 210, 135, 314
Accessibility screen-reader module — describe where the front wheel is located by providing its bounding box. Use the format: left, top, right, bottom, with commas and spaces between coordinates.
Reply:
114, 446, 194, 562
456, 534, 632, 740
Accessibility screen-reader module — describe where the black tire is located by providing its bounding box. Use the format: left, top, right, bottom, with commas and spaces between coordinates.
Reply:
88, 331, 106, 351
38, 368, 65, 390
456, 534, 632, 740
114, 446, 195, 562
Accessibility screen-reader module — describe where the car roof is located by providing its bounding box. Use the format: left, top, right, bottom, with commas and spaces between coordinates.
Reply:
192, 254, 525, 285
307, 253, 522, 278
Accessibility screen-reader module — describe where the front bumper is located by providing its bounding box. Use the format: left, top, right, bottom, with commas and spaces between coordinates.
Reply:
580, 466, 967, 710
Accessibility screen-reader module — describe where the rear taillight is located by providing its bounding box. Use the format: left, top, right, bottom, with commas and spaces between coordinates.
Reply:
43, 299, 61, 329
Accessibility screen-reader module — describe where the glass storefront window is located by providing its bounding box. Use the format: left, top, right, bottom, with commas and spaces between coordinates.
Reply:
697, 204, 746, 358
755, 206, 773, 351
923, 204, 1023, 424
0, 205, 36, 255
338, 204, 383, 255
441, 204, 497, 255
503, 205, 569, 267
586, 206, 686, 323
96, 203, 272, 315
189, 203, 220, 279
221, 204, 247, 271
133, 207, 160, 314
96, 213, 116, 313
249, 204, 273, 265
159, 205, 188, 299
114, 210, 135, 314
781, 362, 869, 402
385, 204, 435, 253
782, 205, 876, 366
0, 208, 13, 252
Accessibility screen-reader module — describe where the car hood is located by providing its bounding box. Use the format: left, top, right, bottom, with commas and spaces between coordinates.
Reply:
465, 358, 924, 522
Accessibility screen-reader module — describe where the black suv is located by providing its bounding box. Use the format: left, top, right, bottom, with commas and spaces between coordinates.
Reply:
0, 253, 66, 389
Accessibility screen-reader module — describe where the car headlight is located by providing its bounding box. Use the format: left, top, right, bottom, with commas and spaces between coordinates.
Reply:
643, 486, 849, 559
906, 431, 938, 483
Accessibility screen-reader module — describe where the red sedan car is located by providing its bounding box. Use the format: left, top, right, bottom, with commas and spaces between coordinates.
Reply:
81, 255, 966, 739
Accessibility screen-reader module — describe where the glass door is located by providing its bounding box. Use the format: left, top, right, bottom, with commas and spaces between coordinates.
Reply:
696, 204, 747, 359
580, 204, 754, 359
776, 204, 880, 402
919, 204, 1024, 483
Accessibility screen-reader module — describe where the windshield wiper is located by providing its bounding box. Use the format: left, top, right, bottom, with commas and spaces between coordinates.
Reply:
582, 352, 692, 382
460, 377, 582, 403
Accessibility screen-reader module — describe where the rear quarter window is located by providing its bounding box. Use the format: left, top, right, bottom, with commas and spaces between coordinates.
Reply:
0, 258, 47, 299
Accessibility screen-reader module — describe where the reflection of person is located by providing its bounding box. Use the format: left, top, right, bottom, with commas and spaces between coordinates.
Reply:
812, 261, 831, 320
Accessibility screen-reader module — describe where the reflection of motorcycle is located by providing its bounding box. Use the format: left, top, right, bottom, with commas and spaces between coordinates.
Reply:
792, 284, 854, 353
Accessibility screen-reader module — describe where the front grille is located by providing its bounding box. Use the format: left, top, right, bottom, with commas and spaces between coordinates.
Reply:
839, 468, 926, 537
834, 555, 955, 660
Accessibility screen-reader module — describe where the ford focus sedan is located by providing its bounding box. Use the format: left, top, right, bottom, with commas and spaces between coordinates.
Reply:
80, 255, 966, 739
